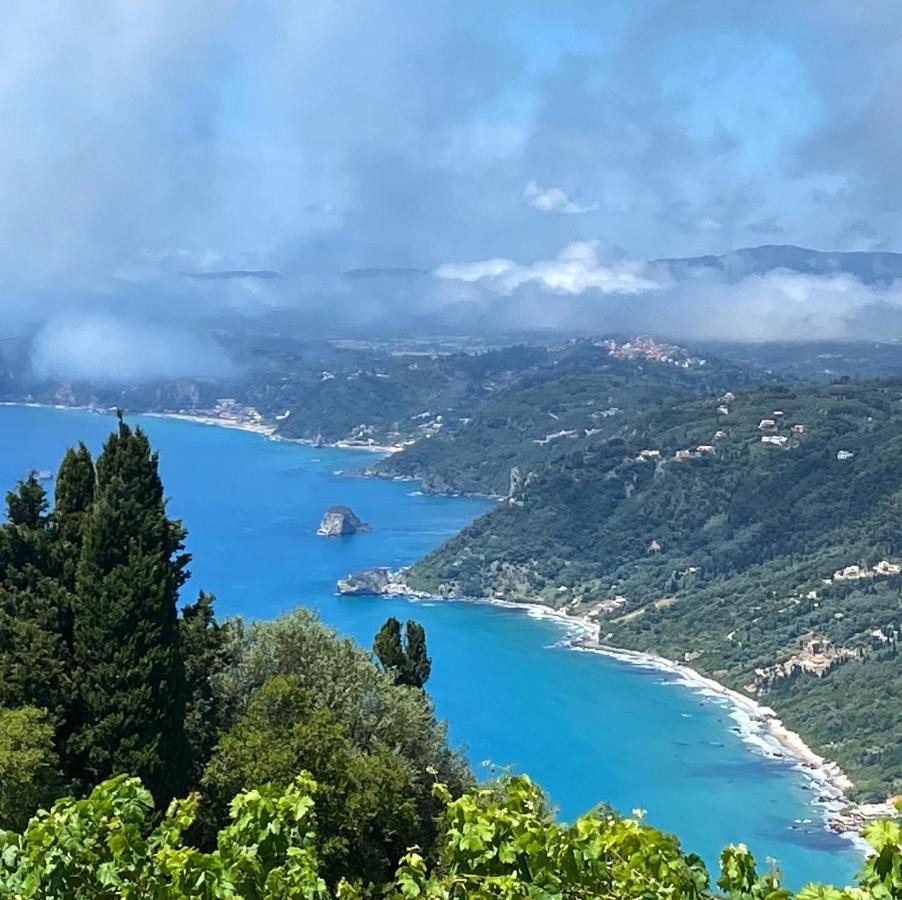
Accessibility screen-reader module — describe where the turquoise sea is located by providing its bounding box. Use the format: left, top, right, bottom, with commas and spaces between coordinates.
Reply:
0, 404, 863, 887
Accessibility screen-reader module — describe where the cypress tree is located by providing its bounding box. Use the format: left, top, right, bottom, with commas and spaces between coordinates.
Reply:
373, 617, 431, 688
52, 443, 95, 592
373, 617, 405, 673
179, 591, 233, 782
0, 475, 73, 731
70, 415, 189, 803
401, 620, 431, 689
0, 474, 50, 576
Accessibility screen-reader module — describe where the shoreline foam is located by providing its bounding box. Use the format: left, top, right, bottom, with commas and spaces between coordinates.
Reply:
392, 588, 879, 855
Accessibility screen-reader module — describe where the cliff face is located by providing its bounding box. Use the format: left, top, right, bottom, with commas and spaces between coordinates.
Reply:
317, 505, 371, 536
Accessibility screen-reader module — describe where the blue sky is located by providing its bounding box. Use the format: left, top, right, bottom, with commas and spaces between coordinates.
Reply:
4, 1, 902, 372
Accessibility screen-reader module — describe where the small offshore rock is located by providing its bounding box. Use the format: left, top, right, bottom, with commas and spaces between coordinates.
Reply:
317, 505, 372, 536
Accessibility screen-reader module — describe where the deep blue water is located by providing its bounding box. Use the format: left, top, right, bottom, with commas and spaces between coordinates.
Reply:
0, 404, 863, 887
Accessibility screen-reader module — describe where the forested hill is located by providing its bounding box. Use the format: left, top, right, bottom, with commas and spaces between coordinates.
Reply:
371, 338, 754, 496
406, 378, 902, 800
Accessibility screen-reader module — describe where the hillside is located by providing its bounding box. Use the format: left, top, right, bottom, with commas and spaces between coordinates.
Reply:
372, 338, 753, 495
406, 378, 902, 799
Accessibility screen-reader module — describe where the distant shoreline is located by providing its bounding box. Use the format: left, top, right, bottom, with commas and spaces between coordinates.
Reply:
0, 403, 407, 455
145, 410, 407, 454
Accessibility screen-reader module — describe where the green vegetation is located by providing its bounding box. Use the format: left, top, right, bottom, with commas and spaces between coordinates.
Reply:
70, 413, 190, 804
407, 378, 902, 799
373, 340, 751, 495
0, 707, 60, 832
0, 423, 463, 895
3, 336, 750, 488
2, 416, 902, 896
373, 617, 432, 688
200, 610, 463, 889
2, 771, 902, 898
0, 415, 193, 809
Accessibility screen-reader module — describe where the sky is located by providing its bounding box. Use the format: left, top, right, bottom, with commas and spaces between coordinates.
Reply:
5, 1, 902, 376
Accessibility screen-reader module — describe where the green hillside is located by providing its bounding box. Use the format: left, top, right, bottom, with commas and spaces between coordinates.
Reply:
407, 378, 902, 800
373, 338, 753, 495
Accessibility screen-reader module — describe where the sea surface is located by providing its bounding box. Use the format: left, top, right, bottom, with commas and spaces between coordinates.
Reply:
0, 404, 863, 887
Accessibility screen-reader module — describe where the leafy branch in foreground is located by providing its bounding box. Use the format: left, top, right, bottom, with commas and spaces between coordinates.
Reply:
2, 773, 900, 899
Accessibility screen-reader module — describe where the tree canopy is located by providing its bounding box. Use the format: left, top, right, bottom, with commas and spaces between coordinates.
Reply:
373, 617, 432, 688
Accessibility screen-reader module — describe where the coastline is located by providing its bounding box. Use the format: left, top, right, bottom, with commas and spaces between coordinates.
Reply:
14, 404, 406, 454
0, 402, 407, 453
146, 411, 406, 454
391, 585, 884, 852
7, 402, 883, 850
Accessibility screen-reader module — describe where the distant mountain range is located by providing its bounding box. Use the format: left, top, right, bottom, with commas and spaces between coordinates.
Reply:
338, 246, 902, 286
183, 270, 281, 281
653, 244, 902, 284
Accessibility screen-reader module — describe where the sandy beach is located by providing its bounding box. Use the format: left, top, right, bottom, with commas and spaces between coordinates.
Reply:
147, 410, 407, 454
392, 585, 886, 851
144, 411, 276, 437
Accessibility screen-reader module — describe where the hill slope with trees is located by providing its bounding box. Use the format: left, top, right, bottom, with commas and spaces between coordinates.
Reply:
406, 378, 902, 800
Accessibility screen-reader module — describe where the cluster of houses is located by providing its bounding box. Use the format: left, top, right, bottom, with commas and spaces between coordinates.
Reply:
757, 410, 806, 448
632, 393, 820, 465
200, 398, 267, 429
748, 633, 862, 694
597, 336, 705, 368
825, 560, 902, 584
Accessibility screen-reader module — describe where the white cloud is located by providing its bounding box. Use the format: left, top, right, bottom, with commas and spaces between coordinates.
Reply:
523, 180, 600, 215
434, 240, 661, 295
434, 258, 515, 282
665, 270, 902, 341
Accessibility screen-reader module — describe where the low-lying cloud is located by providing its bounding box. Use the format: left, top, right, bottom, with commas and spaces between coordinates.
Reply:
435, 241, 660, 296
430, 243, 902, 342
31, 314, 234, 382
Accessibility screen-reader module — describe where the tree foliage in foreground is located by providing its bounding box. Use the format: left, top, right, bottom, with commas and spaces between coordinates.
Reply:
373, 617, 432, 688
2, 772, 901, 899
0, 707, 60, 833
0, 417, 205, 811
204, 609, 465, 890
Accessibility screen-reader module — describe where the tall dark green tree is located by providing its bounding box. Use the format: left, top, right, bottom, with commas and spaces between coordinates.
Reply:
373, 617, 431, 688
373, 617, 405, 674
0, 475, 72, 722
52, 443, 95, 592
70, 414, 190, 804
0, 474, 51, 575
179, 591, 235, 782
401, 620, 431, 688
